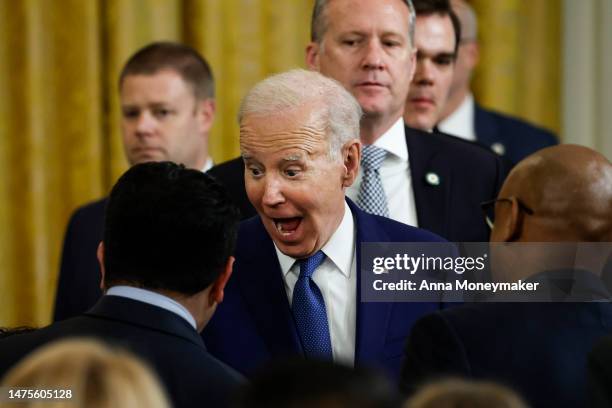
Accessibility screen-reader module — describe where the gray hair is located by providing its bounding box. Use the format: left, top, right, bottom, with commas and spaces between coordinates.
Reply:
311, 0, 416, 47
238, 69, 362, 160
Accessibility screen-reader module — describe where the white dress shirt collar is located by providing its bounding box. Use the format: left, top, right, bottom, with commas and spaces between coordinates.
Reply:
437, 93, 476, 142
106, 286, 197, 330
275, 201, 354, 279
203, 157, 214, 172
373, 117, 408, 161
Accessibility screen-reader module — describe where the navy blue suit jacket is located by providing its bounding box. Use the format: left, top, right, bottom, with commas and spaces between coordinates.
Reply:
53, 198, 106, 321
401, 271, 612, 407
202, 199, 451, 382
475, 104, 558, 166
209, 125, 506, 242
0, 296, 244, 408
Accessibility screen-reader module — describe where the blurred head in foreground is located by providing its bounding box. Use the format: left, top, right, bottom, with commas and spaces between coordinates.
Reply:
404, 378, 528, 408
237, 358, 399, 408
0, 338, 170, 408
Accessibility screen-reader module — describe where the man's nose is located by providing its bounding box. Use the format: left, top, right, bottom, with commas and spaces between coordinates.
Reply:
414, 58, 435, 85
261, 176, 286, 207
135, 112, 156, 135
362, 40, 385, 71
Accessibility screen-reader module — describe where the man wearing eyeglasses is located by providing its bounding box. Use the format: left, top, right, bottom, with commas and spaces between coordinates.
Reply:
401, 144, 612, 407
436, 0, 557, 165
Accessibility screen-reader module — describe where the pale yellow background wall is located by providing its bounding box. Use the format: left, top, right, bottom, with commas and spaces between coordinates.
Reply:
0, 0, 561, 327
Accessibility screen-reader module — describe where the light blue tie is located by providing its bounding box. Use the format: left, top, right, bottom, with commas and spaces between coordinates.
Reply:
292, 250, 333, 360
357, 144, 390, 217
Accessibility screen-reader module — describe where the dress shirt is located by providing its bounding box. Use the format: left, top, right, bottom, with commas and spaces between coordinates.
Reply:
203, 158, 214, 172
437, 93, 476, 142
106, 286, 197, 330
346, 117, 418, 227
275, 202, 356, 365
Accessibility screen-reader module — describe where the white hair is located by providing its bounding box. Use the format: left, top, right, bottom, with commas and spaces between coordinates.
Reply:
238, 69, 362, 160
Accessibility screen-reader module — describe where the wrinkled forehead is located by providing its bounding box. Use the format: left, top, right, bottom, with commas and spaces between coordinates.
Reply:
240, 105, 329, 157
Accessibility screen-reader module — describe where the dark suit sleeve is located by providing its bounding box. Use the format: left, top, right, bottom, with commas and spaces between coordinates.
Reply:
588, 338, 612, 408
53, 202, 105, 321
207, 158, 257, 220
400, 311, 471, 395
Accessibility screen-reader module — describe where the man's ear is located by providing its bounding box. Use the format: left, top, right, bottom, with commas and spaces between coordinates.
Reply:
209, 256, 235, 305
305, 42, 320, 70
466, 42, 480, 70
197, 98, 216, 133
97, 242, 106, 291
342, 140, 361, 188
493, 198, 522, 242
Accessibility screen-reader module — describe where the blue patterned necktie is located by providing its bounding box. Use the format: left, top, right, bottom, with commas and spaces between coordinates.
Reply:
357, 144, 390, 217
292, 250, 333, 360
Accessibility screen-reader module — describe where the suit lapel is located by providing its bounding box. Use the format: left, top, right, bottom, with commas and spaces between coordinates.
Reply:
474, 104, 499, 147
235, 218, 303, 356
348, 199, 394, 365
404, 126, 450, 238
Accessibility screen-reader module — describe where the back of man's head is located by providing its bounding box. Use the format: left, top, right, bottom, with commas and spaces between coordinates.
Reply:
238, 359, 399, 408
102, 162, 239, 294
492, 144, 612, 243
119, 41, 215, 100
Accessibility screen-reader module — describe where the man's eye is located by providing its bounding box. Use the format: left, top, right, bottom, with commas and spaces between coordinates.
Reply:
383, 41, 400, 47
249, 167, 263, 177
122, 110, 139, 119
285, 169, 300, 177
153, 108, 172, 118
342, 39, 358, 46
434, 56, 454, 66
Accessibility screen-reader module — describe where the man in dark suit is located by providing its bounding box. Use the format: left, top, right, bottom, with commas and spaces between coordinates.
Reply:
401, 144, 612, 407
54, 42, 217, 321
203, 69, 454, 382
436, 0, 557, 165
0, 162, 244, 408
210, 0, 506, 243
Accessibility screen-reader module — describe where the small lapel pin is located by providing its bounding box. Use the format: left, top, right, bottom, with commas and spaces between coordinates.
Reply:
425, 172, 440, 186
491, 142, 506, 156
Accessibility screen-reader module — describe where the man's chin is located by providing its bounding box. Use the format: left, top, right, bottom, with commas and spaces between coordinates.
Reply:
404, 115, 435, 132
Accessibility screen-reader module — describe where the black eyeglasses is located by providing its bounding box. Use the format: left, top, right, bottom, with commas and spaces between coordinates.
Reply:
480, 197, 534, 229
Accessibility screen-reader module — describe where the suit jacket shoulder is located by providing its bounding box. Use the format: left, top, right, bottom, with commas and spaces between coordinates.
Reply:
207, 157, 257, 220
402, 301, 612, 407
1, 296, 243, 408
53, 198, 107, 322
475, 104, 558, 165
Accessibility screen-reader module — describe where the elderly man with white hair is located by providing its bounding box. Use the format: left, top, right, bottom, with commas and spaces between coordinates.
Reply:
202, 69, 450, 382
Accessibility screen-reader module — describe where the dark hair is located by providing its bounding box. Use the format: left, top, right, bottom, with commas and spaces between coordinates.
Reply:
311, 0, 416, 47
103, 162, 239, 295
237, 359, 400, 408
413, 0, 462, 54
119, 41, 214, 100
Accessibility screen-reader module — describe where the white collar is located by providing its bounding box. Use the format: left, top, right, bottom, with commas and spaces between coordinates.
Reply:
275, 201, 355, 279
437, 93, 476, 141
202, 157, 214, 172
372, 117, 408, 161
106, 286, 197, 330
